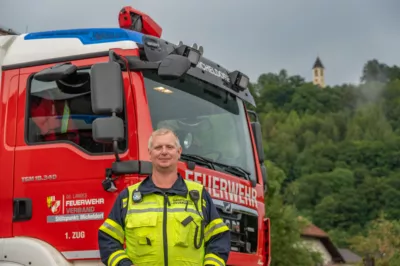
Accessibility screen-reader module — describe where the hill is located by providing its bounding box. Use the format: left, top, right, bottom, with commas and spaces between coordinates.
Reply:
248, 59, 400, 265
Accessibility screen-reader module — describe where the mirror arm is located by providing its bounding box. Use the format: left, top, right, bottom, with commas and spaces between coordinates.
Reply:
111, 112, 121, 162
109, 50, 116, 62
106, 51, 129, 71
113, 140, 120, 162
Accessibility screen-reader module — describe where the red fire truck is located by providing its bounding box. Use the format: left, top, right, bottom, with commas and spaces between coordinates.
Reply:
0, 6, 271, 266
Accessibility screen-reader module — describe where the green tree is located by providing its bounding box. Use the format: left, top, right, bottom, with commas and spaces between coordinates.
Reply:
265, 161, 322, 266
253, 59, 400, 263
348, 213, 400, 266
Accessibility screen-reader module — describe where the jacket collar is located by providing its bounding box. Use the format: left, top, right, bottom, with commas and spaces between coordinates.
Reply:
138, 173, 188, 197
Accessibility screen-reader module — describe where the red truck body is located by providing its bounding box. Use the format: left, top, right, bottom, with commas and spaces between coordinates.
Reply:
0, 7, 270, 266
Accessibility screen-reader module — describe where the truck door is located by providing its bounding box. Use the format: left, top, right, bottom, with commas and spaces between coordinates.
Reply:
0, 68, 19, 238
12, 57, 137, 259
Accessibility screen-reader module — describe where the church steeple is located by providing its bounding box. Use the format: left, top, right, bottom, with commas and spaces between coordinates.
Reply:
312, 56, 325, 88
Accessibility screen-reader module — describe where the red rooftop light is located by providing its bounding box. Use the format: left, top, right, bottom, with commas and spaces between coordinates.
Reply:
118, 6, 162, 38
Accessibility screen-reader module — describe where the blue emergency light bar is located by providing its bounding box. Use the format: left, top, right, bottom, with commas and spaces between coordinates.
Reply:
24, 28, 145, 46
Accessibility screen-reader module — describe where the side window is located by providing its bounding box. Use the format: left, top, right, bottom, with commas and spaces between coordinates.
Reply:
26, 68, 127, 154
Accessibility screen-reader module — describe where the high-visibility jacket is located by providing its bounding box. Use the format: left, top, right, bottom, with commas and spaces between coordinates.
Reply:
98, 174, 231, 266
30, 95, 79, 144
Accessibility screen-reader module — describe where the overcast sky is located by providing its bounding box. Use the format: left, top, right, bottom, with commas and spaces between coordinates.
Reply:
2, 0, 400, 86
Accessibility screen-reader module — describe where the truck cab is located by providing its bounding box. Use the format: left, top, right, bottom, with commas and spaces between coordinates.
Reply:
0, 7, 270, 266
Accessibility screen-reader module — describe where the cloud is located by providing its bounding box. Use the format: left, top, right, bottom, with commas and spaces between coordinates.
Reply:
1, 0, 400, 85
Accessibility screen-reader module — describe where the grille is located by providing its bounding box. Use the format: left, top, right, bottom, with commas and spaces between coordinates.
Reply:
213, 199, 258, 254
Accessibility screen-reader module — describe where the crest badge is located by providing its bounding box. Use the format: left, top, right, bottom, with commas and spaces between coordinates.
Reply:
132, 190, 142, 203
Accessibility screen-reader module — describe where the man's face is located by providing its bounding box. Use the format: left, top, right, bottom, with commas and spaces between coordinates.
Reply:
149, 132, 182, 171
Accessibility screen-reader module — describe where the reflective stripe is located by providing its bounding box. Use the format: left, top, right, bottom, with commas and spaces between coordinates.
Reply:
205, 218, 230, 242
204, 253, 225, 266
127, 207, 202, 216
122, 198, 127, 208
99, 218, 125, 244
62, 250, 100, 259
108, 250, 130, 266
61, 100, 70, 133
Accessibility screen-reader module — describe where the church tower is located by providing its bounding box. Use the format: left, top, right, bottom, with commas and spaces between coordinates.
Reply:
312, 56, 325, 88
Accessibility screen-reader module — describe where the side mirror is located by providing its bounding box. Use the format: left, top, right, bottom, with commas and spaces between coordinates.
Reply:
92, 116, 124, 144
251, 120, 268, 193
90, 62, 125, 162
260, 163, 268, 194
251, 121, 265, 163
90, 62, 124, 114
34, 62, 77, 82
92, 115, 125, 161
158, 54, 191, 80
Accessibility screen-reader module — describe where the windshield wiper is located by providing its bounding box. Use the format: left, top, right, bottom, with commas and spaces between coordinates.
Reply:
180, 154, 216, 170
217, 163, 251, 181
180, 153, 251, 181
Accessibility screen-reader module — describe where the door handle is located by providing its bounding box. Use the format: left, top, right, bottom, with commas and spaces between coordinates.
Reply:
13, 198, 32, 222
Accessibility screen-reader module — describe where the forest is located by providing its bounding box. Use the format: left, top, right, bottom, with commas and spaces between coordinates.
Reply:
246, 59, 400, 265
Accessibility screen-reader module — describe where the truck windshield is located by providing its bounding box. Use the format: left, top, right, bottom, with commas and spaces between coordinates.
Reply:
143, 71, 257, 181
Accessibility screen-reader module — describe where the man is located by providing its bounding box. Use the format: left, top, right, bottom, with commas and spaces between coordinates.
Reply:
30, 93, 80, 144
98, 128, 231, 266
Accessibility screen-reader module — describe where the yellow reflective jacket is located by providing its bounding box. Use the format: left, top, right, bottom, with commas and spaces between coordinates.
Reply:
98, 174, 231, 266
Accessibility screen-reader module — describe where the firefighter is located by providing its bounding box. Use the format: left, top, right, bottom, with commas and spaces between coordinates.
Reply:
30, 71, 91, 144
98, 128, 231, 266
30, 91, 80, 144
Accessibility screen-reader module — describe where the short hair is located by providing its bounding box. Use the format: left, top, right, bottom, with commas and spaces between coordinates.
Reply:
148, 127, 181, 150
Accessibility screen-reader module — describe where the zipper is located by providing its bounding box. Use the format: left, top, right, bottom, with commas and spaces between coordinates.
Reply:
163, 193, 171, 266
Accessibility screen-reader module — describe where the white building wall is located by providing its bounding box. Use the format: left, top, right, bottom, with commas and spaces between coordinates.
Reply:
301, 236, 334, 266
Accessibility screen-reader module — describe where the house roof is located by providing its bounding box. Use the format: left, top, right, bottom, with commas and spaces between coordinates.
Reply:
302, 223, 329, 238
338, 248, 362, 263
301, 223, 345, 263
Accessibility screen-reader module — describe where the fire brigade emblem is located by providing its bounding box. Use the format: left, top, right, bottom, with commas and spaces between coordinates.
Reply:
47, 196, 61, 214
132, 190, 142, 203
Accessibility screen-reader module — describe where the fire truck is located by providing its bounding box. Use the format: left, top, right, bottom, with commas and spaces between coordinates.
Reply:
0, 6, 271, 266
